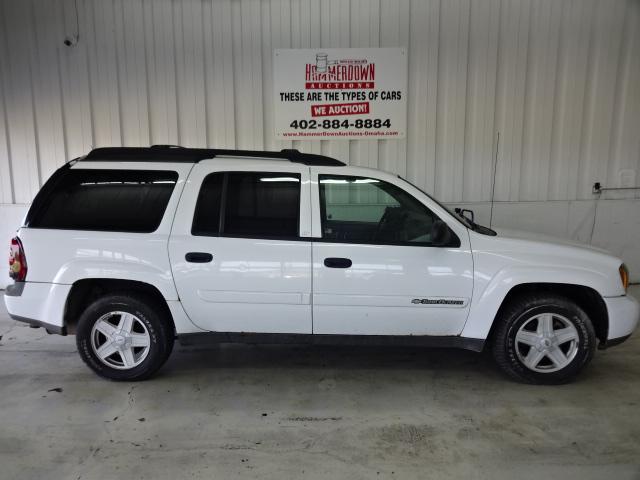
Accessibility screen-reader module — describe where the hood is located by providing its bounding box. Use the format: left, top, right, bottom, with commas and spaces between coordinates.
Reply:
492, 227, 611, 255
467, 226, 626, 299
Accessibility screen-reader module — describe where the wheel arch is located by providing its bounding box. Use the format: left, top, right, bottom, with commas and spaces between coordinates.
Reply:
481, 283, 608, 346
64, 278, 175, 335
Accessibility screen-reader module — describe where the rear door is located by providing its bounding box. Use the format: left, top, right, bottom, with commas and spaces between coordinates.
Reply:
169, 159, 312, 334
310, 170, 474, 336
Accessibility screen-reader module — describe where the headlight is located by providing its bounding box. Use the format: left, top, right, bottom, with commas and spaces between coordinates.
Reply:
619, 264, 629, 292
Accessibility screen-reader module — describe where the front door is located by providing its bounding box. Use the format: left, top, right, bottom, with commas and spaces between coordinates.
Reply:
169, 160, 312, 334
311, 171, 473, 336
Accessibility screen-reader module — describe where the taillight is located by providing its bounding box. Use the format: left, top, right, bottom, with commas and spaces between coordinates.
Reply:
9, 236, 27, 282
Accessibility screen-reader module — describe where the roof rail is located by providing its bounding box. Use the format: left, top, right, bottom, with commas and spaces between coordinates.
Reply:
82, 146, 345, 167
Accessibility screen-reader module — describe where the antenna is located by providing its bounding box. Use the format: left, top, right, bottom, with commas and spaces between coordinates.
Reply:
489, 131, 500, 228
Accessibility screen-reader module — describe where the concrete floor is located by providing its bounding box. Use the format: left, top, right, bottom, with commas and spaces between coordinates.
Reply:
1, 289, 639, 480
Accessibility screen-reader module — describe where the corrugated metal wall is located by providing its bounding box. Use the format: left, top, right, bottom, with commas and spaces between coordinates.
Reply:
1, 0, 638, 206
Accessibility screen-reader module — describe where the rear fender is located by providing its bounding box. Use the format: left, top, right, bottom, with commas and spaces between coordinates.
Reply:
52, 259, 178, 300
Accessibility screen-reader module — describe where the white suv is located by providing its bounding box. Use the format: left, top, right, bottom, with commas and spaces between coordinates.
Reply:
5, 146, 638, 383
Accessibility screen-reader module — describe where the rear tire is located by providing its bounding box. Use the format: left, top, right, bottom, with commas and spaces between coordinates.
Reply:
76, 293, 174, 381
491, 293, 596, 384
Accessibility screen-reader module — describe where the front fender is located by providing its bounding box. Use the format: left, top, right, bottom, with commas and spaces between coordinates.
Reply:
461, 265, 614, 340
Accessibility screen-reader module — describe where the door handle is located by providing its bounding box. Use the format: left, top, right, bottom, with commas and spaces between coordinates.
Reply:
185, 252, 213, 263
324, 257, 352, 268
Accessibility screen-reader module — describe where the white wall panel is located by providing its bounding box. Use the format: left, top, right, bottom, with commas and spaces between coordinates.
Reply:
547, 0, 592, 201
463, 0, 499, 203
0, 0, 639, 280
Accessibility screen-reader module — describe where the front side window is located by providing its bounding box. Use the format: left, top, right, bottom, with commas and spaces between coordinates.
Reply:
319, 174, 440, 245
30, 169, 178, 232
192, 172, 301, 239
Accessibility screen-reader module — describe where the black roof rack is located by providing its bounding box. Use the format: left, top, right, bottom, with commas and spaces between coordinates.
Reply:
82, 146, 345, 167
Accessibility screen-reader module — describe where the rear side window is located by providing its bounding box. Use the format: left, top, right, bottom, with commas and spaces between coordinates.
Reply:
191, 173, 224, 236
192, 172, 301, 239
29, 169, 178, 232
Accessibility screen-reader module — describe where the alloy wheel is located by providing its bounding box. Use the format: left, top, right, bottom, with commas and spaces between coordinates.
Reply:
90, 311, 151, 370
514, 312, 580, 373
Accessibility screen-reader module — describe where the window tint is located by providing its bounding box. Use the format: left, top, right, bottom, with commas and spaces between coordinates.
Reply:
191, 173, 224, 236
225, 172, 300, 238
192, 172, 301, 238
30, 169, 178, 232
319, 175, 439, 245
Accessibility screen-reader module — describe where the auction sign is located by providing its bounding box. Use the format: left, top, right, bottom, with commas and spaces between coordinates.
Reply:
273, 48, 407, 140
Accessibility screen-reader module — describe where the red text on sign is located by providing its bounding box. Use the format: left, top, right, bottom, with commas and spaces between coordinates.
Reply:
311, 102, 370, 117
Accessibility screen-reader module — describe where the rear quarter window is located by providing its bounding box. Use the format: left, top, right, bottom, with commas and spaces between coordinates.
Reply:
27, 168, 179, 233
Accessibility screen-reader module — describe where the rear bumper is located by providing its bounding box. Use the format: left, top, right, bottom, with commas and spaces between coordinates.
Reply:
602, 294, 639, 347
3, 282, 72, 335
7, 313, 66, 335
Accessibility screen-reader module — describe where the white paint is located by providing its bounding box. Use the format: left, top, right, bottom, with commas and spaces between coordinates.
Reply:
309, 166, 474, 335
3, 282, 72, 328
2, 197, 639, 288
5, 157, 638, 344
461, 227, 634, 340
168, 158, 313, 334
604, 296, 640, 340
448, 198, 640, 281
0, 0, 640, 283
13, 161, 194, 300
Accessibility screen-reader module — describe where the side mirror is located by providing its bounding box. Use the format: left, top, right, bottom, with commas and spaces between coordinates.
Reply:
454, 207, 475, 223
431, 220, 452, 246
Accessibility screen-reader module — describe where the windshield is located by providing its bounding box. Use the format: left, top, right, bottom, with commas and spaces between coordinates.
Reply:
396, 175, 496, 235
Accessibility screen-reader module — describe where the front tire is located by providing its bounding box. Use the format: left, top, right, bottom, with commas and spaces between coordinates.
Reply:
76, 293, 174, 381
491, 294, 596, 384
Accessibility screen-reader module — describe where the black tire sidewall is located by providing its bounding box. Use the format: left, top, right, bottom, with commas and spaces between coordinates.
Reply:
495, 297, 595, 384
76, 294, 172, 381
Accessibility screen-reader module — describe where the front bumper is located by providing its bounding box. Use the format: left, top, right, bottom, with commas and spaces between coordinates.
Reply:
602, 294, 640, 347
4, 282, 72, 335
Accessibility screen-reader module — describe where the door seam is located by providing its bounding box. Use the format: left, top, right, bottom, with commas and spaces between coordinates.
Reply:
309, 166, 315, 334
